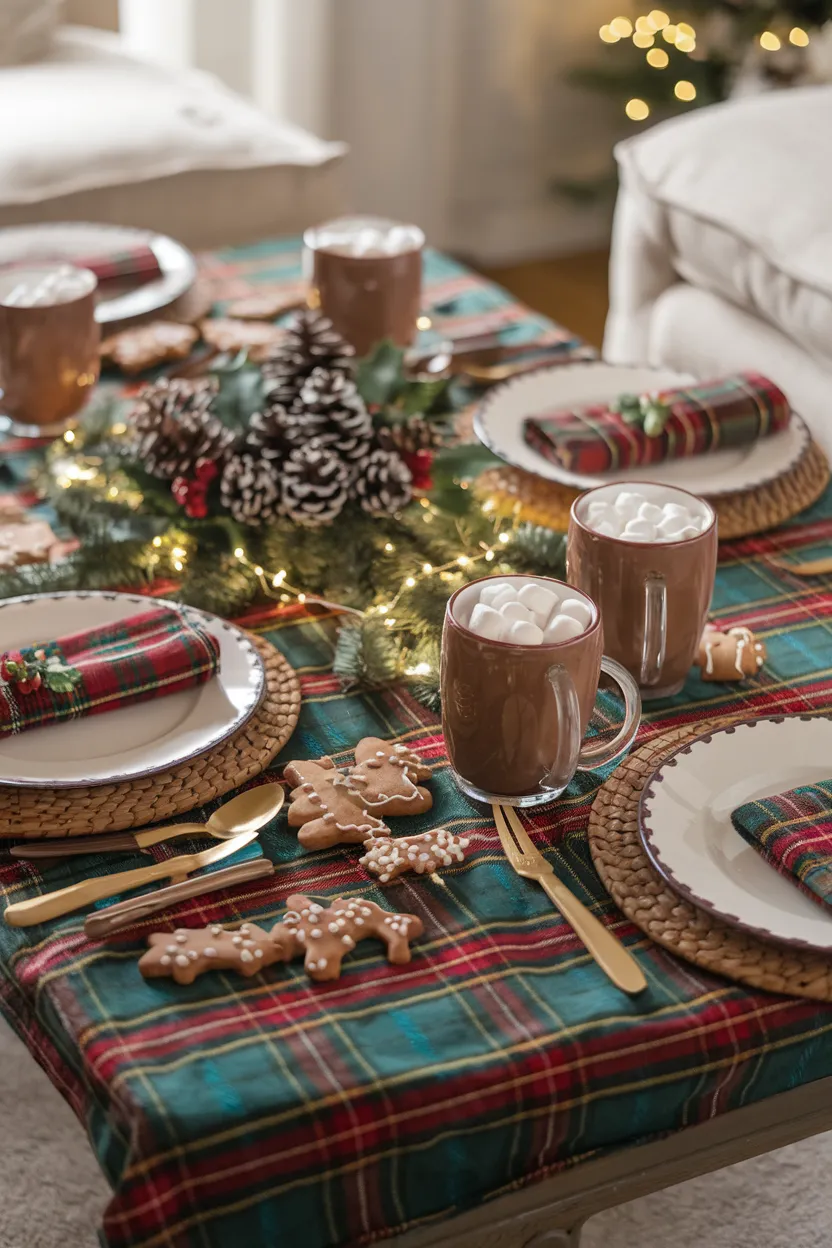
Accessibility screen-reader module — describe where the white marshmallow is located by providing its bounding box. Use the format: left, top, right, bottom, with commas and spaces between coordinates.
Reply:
623, 518, 657, 541
558, 598, 593, 629
469, 603, 507, 641
657, 512, 690, 538
543, 613, 584, 643
587, 500, 614, 524
517, 582, 560, 626
594, 520, 620, 539
508, 619, 543, 646
479, 580, 513, 607
662, 503, 690, 519
499, 600, 533, 625
487, 585, 517, 612
676, 525, 701, 540
613, 491, 646, 519
637, 501, 664, 524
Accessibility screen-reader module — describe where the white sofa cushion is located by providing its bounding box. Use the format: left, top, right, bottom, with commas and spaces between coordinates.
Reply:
614, 86, 832, 370
0, 26, 346, 248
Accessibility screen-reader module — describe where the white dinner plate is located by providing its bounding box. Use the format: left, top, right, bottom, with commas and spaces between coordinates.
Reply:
0, 592, 265, 788
474, 361, 810, 498
639, 717, 832, 952
0, 223, 197, 325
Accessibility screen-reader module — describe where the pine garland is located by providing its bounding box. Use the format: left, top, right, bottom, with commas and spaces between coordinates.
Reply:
333, 617, 401, 689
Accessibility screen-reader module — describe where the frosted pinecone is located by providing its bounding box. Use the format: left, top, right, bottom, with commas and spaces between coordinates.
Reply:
246, 401, 322, 459
129, 379, 236, 479
281, 442, 350, 528
355, 446, 413, 516
219, 451, 281, 526
260, 309, 355, 411
300, 367, 374, 463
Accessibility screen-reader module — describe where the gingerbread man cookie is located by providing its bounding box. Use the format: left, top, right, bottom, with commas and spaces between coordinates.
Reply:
360, 829, 469, 883
344, 738, 434, 816
696, 624, 767, 682
284, 756, 389, 850
100, 322, 199, 373
138, 894, 424, 985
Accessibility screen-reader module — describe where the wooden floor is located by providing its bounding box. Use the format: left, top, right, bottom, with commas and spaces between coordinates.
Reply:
482, 249, 610, 350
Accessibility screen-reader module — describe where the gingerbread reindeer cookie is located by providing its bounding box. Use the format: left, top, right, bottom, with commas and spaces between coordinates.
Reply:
344, 737, 434, 817
138, 893, 424, 985
696, 624, 767, 682
360, 829, 469, 883
284, 756, 389, 850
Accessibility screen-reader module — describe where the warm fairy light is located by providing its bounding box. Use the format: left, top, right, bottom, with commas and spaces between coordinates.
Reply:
234, 547, 245, 560
485, 550, 495, 561
63, 429, 75, 443
789, 26, 809, 45
625, 98, 650, 120
385, 618, 395, 628
676, 22, 695, 37
662, 23, 678, 42
298, 593, 306, 603
760, 30, 781, 50
675, 33, 695, 51
422, 563, 433, 574
647, 47, 669, 66
254, 565, 264, 576
171, 546, 186, 559
108, 485, 119, 498
635, 15, 654, 34
498, 532, 510, 544
599, 23, 620, 42
610, 15, 633, 36
172, 559, 184, 572
481, 499, 495, 513
416, 315, 432, 331
633, 32, 654, 46
648, 9, 669, 28
384, 542, 395, 553
406, 662, 432, 677
457, 556, 469, 567
152, 536, 162, 548
111, 421, 127, 436
378, 604, 389, 614
405, 576, 416, 588
273, 570, 286, 586
674, 79, 696, 100
57, 476, 71, 489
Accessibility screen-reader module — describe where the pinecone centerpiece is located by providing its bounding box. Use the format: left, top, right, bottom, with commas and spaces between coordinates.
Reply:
130, 379, 236, 479
260, 308, 354, 413
281, 442, 351, 527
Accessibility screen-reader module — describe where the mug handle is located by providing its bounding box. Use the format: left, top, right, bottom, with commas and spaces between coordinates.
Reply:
541, 657, 642, 792
640, 574, 668, 687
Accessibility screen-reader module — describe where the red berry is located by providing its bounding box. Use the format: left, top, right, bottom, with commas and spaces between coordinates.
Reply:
1, 650, 23, 683
194, 459, 218, 485
16, 673, 41, 695
185, 495, 209, 519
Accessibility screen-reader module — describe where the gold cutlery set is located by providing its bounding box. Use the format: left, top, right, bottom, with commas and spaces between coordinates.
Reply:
7, 784, 645, 996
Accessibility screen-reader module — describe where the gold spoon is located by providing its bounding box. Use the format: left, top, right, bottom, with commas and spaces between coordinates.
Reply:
10, 784, 285, 860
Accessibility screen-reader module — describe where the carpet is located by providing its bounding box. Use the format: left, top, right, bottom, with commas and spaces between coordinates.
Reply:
2, 1017, 830, 1248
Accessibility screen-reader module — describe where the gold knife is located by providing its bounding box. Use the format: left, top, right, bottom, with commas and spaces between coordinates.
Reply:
4, 829, 259, 928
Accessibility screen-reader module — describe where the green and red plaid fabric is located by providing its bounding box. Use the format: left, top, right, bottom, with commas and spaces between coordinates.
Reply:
524, 371, 790, 474
0, 606, 219, 738
1, 243, 832, 1248
732, 779, 832, 911
75, 243, 162, 286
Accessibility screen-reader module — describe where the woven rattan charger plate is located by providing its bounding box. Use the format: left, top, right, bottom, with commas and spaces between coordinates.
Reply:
476, 436, 830, 540
0, 634, 300, 839
588, 717, 832, 1002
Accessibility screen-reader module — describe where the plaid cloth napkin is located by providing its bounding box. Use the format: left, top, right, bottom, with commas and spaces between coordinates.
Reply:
0, 606, 219, 738
524, 371, 790, 474
731, 780, 832, 913
75, 243, 162, 286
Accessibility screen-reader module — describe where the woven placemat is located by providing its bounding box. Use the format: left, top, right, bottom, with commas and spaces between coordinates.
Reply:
0, 635, 300, 839
588, 718, 832, 1001
476, 437, 830, 541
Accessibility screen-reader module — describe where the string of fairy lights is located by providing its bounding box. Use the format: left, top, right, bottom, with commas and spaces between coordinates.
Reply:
600, 9, 812, 122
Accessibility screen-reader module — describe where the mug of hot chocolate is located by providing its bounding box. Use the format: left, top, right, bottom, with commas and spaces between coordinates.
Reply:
567, 483, 717, 700
0, 263, 100, 437
441, 574, 641, 807
303, 216, 424, 356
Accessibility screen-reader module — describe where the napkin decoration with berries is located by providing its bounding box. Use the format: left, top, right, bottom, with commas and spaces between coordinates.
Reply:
0, 606, 219, 737
731, 780, 832, 914
523, 371, 790, 474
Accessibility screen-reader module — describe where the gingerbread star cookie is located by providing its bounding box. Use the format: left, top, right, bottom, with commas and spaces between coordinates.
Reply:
100, 322, 199, 373
138, 893, 424, 985
284, 756, 389, 851
696, 624, 767, 681
199, 317, 285, 362
343, 738, 434, 817
360, 829, 469, 883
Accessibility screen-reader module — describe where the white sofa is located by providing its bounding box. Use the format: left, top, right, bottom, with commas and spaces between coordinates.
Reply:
0, 24, 345, 250
604, 86, 832, 455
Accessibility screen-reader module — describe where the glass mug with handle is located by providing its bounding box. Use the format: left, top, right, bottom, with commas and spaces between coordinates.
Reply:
567, 482, 718, 700
441, 574, 641, 808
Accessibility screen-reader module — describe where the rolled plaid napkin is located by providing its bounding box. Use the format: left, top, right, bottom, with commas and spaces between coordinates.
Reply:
731, 780, 832, 913
524, 371, 790, 474
75, 244, 162, 286
0, 606, 219, 738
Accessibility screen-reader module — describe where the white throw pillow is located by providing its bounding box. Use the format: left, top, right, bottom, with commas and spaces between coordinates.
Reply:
0, 0, 60, 66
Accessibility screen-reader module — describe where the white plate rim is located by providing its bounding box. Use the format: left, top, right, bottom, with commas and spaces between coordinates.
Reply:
0, 590, 266, 788
638, 714, 832, 953
473, 359, 811, 498
0, 222, 197, 325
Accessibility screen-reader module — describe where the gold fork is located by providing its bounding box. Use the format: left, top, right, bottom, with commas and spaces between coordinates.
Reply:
493, 804, 646, 995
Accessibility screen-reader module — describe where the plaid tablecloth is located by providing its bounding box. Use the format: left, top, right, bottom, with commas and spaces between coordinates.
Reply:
1, 242, 832, 1248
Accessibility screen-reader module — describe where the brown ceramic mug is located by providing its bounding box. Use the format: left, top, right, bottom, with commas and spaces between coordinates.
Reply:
303, 216, 424, 356
567, 482, 718, 700
441, 574, 641, 807
0, 263, 100, 437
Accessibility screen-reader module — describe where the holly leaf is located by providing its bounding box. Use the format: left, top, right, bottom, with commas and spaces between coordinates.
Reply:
398, 377, 450, 416
44, 668, 82, 693
212, 359, 265, 432
356, 341, 406, 407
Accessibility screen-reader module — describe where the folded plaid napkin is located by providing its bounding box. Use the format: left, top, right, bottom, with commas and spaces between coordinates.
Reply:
524, 372, 790, 474
731, 780, 832, 913
0, 606, 220, 738
75, 244, 162, 286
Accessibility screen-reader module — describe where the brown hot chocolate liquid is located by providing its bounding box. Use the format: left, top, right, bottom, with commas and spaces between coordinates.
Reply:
441, 576, 603, 798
